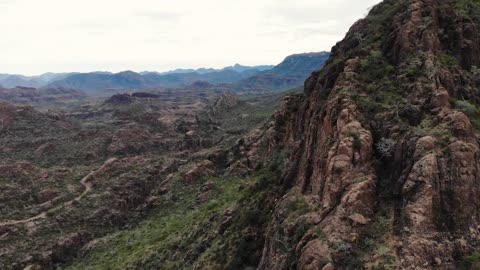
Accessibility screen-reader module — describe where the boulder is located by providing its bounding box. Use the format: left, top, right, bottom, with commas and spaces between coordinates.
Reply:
184, 160, 215, 184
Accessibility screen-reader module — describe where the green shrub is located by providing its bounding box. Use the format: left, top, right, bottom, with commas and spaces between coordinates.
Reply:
293, 220, 312, 243
287, 197, 310, 217
315, 228, 327, 240
440, 53, 459, 66
367, 1, 403, 45
331, 241, 352, 255
414, 117, 452, 140
360, 50, 395, 82
456, 100, 480, 115
357, 88, 405, 119
463, 251, 480, 269
420, 16, 434, 31
451, 99, 480, 130
405, 62, 425, 78
456, 0, 480, 20
351, 132, 362, 151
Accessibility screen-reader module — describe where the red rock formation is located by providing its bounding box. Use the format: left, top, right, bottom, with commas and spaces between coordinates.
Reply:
254, 0, 480, 268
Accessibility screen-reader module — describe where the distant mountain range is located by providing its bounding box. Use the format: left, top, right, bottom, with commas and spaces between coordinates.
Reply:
0, 73, 75, 88
47, 68, 266, 91
0, 65, 273, 91
143, 63, 275, 75
0, 52, 329, 92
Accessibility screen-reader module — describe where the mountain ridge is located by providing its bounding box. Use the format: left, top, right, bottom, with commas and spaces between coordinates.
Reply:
0, 53, 328, 92
234, 52, 330, 91
0, 64, 274, 90
45, 53, 328, 92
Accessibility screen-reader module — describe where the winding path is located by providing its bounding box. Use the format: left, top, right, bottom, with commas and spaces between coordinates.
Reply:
0, 158, 118, 227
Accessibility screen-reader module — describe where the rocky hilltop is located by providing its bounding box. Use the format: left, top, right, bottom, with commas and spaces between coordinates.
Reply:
248, 0, 480, 268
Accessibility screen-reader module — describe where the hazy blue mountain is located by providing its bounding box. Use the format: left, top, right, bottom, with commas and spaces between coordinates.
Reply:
141, 64, 274, 76
222, 64, 274, 73
0, 72, 76, 88
0, 74, 11, 80
234, 52, 330, 91
46, 71, 145, 91
47, 67, 268, 91
36, 72, 78, 83
0, 75, 43, 88
1, 54, 325, 92
150, 68, 217, 75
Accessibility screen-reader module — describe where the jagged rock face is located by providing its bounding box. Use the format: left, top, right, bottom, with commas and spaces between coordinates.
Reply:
257, 0, 480, 269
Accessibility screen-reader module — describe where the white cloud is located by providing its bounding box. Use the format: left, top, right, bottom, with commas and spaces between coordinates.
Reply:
0, 0, 381, 75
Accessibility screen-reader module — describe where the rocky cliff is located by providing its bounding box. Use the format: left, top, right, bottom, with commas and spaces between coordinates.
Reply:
252, 0, 480, 269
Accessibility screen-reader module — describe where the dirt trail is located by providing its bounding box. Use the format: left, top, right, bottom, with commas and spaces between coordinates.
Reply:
0, 158, 118, 227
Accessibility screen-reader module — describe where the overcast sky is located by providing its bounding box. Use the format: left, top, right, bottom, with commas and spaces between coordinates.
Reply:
0, 0, 381, 75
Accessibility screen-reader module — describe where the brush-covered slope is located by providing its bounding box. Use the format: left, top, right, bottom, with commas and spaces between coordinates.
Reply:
0, 89, 288, 270
249, 0, 480, 269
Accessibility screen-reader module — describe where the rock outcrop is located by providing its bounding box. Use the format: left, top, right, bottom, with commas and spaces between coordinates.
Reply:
184, 160, 216, 184
252, 0, 480, 269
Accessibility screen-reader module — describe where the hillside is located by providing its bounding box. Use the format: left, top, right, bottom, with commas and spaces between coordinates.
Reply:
0, 88, 285, 269
0, 86, 87, 106
5, 0, 480, 269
